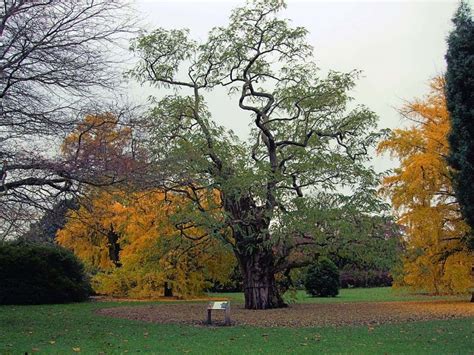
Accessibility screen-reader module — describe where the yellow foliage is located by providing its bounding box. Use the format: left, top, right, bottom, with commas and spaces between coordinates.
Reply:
57, 114, 235, 298
378, 76, 473, 294
58, 188, 236, 298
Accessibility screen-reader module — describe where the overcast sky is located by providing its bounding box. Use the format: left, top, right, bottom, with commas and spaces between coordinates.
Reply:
130, 0, 466, 173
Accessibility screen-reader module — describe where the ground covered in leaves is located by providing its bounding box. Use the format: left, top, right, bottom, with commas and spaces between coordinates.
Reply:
96, 300, 474, 328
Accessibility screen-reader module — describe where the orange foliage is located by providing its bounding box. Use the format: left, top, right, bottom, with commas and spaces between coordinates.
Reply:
61, 113, 142, 181
378, 77, 472, 294
62, 113, 132, 159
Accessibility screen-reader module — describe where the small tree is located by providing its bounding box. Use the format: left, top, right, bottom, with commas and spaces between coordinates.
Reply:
57, 188, 236, 298
304, 258, 340, 297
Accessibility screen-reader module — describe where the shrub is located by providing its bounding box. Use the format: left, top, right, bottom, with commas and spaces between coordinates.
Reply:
339, 268, 393, 288
0, 241, 91, 305
304, 257, 340, 297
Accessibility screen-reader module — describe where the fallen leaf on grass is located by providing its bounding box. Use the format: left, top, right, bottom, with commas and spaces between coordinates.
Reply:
49, 340, 56, 344
32, 348, 40, 352
72, 347, 81, 352
95, 301, 474, 328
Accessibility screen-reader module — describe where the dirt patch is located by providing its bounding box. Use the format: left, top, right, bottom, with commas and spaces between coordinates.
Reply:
96, 300, 474, 328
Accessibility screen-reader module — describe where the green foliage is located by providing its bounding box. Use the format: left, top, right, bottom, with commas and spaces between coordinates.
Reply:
304, 257, 340, 297
0, 241, 91, 305
128, 0, 386, 308
446, 1, 474, 249
207, 264, 243, 292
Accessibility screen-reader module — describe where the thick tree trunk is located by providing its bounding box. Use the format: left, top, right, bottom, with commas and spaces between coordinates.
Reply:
238, 251, 286, 309
223, 193, 284, 309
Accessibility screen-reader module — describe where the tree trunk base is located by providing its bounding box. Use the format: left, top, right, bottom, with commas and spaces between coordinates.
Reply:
244, 286, 287, 310
239, 252, 286, 310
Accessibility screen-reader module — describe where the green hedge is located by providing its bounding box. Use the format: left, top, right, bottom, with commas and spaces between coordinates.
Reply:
0, 241, 91, 305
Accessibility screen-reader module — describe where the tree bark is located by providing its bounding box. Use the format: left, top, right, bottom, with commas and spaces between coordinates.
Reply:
223, 193, 285, 309
238, 251, 286, 309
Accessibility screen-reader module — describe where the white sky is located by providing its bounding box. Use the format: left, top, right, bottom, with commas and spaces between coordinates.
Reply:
130, 0, 467, 173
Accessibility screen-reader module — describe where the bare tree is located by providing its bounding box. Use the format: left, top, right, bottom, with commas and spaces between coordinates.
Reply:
0, 0, 136, 235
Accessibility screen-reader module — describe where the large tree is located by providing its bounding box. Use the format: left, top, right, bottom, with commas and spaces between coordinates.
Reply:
378, 77, 473, 296
446, 1, 474, 250
0, 0, 135, 236
129, 0, 383, 309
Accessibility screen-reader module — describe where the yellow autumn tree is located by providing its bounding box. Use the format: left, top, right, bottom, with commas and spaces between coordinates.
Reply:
57, 114, 235, 298
378, 77, 472, 294
57, 114, 135, 271
57, 188, 236, 298
56, 189, 126, 271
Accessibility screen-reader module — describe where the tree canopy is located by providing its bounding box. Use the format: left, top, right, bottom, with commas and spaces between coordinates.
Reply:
57, 188, 235, 298
445, 0, 474, 250
129, 0, 385, 309
56, 116, 234, 297
378, 77, 472, 295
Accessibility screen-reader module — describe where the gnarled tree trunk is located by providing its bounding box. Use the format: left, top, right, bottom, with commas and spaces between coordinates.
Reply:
237, 250, 286, 309
224, 193, 286, 309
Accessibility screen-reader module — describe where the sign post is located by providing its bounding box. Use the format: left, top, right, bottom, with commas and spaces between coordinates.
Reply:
206, 301, 230, 326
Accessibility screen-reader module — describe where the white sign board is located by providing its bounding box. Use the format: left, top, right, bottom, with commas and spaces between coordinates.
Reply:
207, 301, 229, 310
206, 301, 231, 325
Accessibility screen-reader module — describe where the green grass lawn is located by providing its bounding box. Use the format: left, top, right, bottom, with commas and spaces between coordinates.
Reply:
210, 286, 470, 304
0, 288, 472, 354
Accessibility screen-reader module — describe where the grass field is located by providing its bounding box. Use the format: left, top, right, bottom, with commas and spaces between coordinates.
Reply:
0, 288, 472, 354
